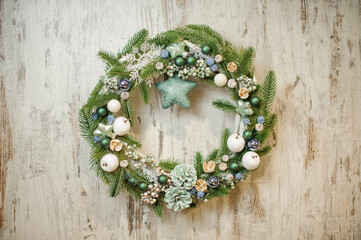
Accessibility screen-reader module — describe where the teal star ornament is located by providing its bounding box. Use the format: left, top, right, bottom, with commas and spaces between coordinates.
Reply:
166, 42, 186, 59
235, 100, 254, 117
156, 75, 197, 109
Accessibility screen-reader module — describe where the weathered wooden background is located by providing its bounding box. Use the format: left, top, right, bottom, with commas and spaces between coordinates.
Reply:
1, 0, 361, 239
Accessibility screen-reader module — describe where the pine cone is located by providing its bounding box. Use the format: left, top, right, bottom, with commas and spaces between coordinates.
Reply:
171, 164, 197, 190
164, 186, 192, 211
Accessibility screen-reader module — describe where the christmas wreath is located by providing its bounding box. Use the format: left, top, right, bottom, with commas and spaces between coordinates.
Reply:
79, 25, 277, 216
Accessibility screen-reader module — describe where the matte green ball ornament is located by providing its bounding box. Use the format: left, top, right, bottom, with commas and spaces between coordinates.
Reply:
243, 130, 253, 140
97, 107, 108, 117
186, 56, 196, 66
250, 96, 261, 107
158, 175, 168, 185
138, 182, 149, 191
128, 177, 137, 186
175, 56, 185, 67
99, 137, 110, 148
229, 162, 240, 172
201, 44, 211, 54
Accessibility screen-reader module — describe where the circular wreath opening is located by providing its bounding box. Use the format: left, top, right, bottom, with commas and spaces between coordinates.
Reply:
79, 25, 277, 216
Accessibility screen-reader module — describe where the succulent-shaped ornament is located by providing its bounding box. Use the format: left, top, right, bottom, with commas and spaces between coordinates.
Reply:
235, 100, 254, 117
171, 164, 197, 190
164, 186, 192, 211
166, 42, 186, 59
93, 123, 116, 139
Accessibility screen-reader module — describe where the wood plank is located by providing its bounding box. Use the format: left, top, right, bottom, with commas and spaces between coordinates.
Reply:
0, 0, 360, 239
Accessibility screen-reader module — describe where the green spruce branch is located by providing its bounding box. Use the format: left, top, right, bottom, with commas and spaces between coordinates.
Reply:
122, 100, 135, 126
158, 159, 180, 171
206, 149, 219, 162
205, 186, 230, 200
212, 99, 237, 113
109, 169, 125, 197
118, 29, 149, 57
193, 152, 204, 178
119, 134, 142, 148
219, 128, 231, 156
259, 71, 277, 117
138, 82, 150, 104
235, 47, 255, 77
256, 146, 272, 157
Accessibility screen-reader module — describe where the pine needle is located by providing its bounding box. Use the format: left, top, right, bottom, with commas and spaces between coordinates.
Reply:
138, 81, 150, 104
219, 128, 231, 156
109, 169, 125, 197
212, 99, 237, 113
259, 71, 277, 117
193, 152, 204, 178
159, 159, 180, 171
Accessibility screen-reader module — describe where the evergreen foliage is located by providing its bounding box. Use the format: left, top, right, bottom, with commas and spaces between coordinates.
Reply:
204, 186, 231, 200
118, 29, 149, 57
138, 81, 150, 104
206, 149, 219, 162
109, 169, 125, 197
158, 159, 180, 171
259, 71, 277, 117
194, 152, 204, 178
219, 128, 231, 156
212, 99, 237, 113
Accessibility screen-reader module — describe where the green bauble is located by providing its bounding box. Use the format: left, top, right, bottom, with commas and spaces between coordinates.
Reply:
175, 56, 185, 67
250, 96, 261, 107
201, 44, 211, 54
158, 175, 168, 185
243, 130, 253, 140
186, 56, 196, 66
99, 137, 110, 148
229, 162, 239, 172
138, 181, 149, 191
128, 177, 137, 186
97, 107, 108, 117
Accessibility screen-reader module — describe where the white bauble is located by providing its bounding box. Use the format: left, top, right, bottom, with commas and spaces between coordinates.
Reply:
214, 73, 227, 87
100, 154, 119, 172
107, 99, 121, 113
227, 134, 245, 152
113, 117, 131, 136
242, 151, 260, 170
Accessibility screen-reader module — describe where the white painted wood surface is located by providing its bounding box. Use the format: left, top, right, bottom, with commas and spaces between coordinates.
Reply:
1, 0, 361, 239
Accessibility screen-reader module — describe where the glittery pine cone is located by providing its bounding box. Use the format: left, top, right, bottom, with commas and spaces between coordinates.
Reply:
171, 164, 197, 190
164, 186, 192, 211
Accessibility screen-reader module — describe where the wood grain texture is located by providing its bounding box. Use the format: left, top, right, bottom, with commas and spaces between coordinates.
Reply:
0, 0, 361, 239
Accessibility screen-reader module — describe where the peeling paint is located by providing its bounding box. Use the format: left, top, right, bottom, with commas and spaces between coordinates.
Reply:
0, 78, 15, 230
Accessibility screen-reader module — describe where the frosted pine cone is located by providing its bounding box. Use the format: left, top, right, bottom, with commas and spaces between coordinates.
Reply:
164, 186, 192, 211
171, 164, 197, 190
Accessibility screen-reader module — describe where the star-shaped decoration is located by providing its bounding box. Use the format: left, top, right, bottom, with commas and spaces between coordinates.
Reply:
156, 75, 197, 109
235, 100, 254, 117
166, 42, 186, 59
93, 123, 116, 139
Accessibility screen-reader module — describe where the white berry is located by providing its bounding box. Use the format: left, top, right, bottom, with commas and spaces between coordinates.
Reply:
214, 73, 227, 87
100, 154, 119, 172
107, 99, 121, 113
113, 117, 131, 136
242, 151, 260, 170
227, 134, 245, 152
